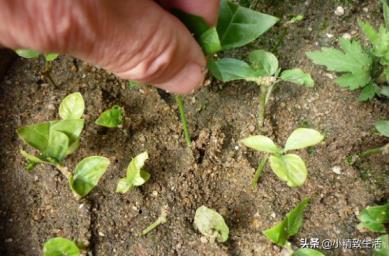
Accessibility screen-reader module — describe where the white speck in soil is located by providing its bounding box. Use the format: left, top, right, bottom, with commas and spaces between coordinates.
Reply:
332, 166, 342, 175
335, 6, 345, 16
342, 33, 352, 40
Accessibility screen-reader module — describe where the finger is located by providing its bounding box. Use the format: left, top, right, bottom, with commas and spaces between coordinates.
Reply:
0, 0, 207, 94
160, 0, 220, 26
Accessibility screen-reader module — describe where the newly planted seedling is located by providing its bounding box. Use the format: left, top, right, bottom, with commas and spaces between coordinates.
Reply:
142, 205, 168, 236
241, 128, 324, 188
263, 198, 323, 256
173, 0, 278, 145
116, 151, 150, 193
193, 205, 229, 243
95, 105, 124, 128
18, 93, 110, 198
15, 49, 59, 86
306, 1, 389, 101
209, 51, 314, 126
357, 202, 389, 233
43, 237, 80, 256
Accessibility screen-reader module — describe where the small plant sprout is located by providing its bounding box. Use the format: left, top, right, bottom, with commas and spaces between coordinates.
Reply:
193, 206, 229, 243
95, 105, 124, 128
374, 234, 389, 256
175, 95, 192, 147
209, 51, 314, 127
306, 1, 389, 101
357, 202, 389, 233
43, 237, 80, 256
241, 128, 324, 188
17, 93, 110, 198
116, 151, 150, 193
142, 205, 168, 236
15, 49, 59, 86
263, 198, 323, 256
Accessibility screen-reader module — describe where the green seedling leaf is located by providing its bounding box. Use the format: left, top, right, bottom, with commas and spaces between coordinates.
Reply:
208, 58, 258, 82
45, 53, 59, 62
59, 92, 85, 120
43, 237, 80, 256
241, 135, 282, 154
384, 0, 389, 29
217, 0, 278, 50
359, 20, 379, 45
306, 38, 372, 90
281, 69, 314, 87
194, 206, 229, 243
263, 198, 310, 246
173, 9, 221, 54
249, 50, 279, 76
15, 49, 40, 59
287, 15, 304, 25
358, 83, 381, 101
116, 151, 150, 193
20, 150, 51, 171
269, 154, 307, 187
374, 234, 389, 256
293, 248, 325, 256
376, 120, 389, 137
17, 122, 50, 152
47, 130, 69, 162
95, 105, 124, 128
357, 202, 389, 233
69, 156, 110, 197
284, 128, 324, 151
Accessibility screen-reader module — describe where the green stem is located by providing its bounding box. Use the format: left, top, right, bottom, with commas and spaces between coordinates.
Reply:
142, 206, 168, 236
359, 143, 388, 158
258, 85, 269, 127
43, 60, 57, 87
252, 157, 268, 189
175, 95, 191, 147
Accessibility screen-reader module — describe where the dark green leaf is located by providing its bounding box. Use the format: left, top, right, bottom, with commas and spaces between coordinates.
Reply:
15, 49, 40, 59
373, 234, 389, 256
116, 152, 150, 193
217, 0, 278, 50
199, 27, 222, 54
69, 156, 110, 197
293, 248, 325, 256
269, 154, 307, 187
263, 198, 310, 246
357, 203, 389, 233
248, 50, 279, 76
281, 69, 314, 87
358, 83, 380, 101
375, 120, 389, 137
359, 20, 379, 45
208, 58, 259, 82
95, 105, 124, 128
59, 92, 85, 120
194, 206, 229, 242
43, 237, 80, 256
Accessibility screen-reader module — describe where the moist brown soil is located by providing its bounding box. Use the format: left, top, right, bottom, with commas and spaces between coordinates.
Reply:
0, 0, 388, 255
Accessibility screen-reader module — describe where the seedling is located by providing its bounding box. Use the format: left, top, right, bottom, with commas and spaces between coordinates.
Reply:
263, 198, 323, 256
350, 120, 389, 162
357, 202, 389, 233
374, 234, 389, 256
116, 151, 150, 193
209, 51, 314, 127
95, 105, 124, 128
17, 93, 110, 198
43, 237, 80, 256
142, 205, 168, 236
241, 128, 324, 188
15, 49, 59, 86
193, 205, 229, 243
306, 1, 389, 101
173, 0, 278, 145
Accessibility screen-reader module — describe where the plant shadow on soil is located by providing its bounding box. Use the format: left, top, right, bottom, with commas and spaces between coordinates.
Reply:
0, 0, 388, 255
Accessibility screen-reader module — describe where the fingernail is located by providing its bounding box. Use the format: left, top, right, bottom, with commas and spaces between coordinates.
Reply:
156, 62, 205, 94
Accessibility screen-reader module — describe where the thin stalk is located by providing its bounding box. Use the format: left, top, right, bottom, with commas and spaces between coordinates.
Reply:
43, 60, 57, 87
142, 206, 168, 236
252, 157, 268, 189
359, 143, 389, 158
258, 85, 269, 127
55, 165, 71, 179
175, 95, 191, 147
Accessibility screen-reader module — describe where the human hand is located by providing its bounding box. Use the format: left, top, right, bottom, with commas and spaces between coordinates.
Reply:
0, 0, 220, 94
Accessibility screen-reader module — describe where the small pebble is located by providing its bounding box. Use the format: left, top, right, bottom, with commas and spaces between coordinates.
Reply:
335, 6, 345, 16
200, 236, 208, 243
332, 166, 342, 175
362, 7, 368, 13
342, 33, 352, 40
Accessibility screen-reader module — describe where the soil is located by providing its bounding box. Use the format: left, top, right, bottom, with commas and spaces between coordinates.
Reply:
0, 0, 388, 255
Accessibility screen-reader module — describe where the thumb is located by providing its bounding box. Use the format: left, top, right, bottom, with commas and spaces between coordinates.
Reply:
0, 0, 207, 94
